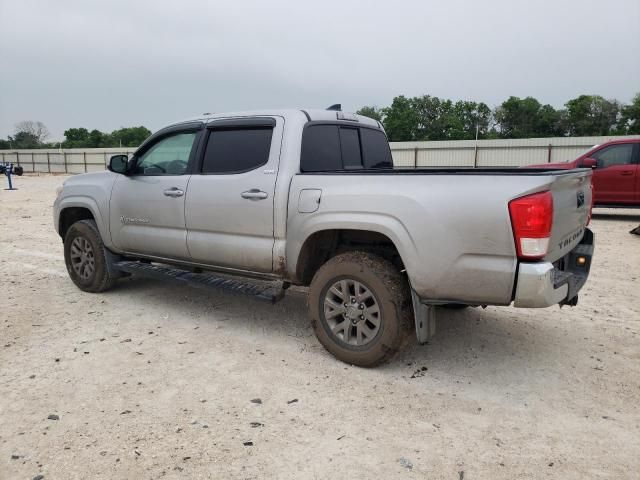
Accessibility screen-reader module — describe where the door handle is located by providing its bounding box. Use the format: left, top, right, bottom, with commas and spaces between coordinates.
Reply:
241, 189, 268, 200
163, 187, 184, 197
620, 171, 634, 176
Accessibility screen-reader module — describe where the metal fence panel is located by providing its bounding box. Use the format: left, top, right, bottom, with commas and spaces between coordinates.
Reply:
391, 148, 415, 167
2, 136, 639, 172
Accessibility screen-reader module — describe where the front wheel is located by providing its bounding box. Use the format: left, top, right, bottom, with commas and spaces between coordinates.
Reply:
64, 219, 117, 293
308, 251, 411, 367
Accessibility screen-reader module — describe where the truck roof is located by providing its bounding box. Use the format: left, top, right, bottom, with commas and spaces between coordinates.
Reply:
172, 108, 382, 129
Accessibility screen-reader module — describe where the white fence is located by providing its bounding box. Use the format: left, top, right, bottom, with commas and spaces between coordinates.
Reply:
390, 135, 640, 168
0, 147, 136, 174
1, 135, 639, 173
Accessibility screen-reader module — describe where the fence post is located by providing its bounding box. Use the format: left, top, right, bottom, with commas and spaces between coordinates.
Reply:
414, 147, 418, 168
32, 152, 35, 172
547, 144, 552, 163
47, 152, 51, 173
63, 151, 67, 174
83, 151, 87, 173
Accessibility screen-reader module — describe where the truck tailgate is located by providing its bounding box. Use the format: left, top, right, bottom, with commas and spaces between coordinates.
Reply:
545, 169, 592, 262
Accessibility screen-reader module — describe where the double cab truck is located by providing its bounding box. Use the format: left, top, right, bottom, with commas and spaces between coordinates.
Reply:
54, 108, 595, 366
530, 138, 640, 207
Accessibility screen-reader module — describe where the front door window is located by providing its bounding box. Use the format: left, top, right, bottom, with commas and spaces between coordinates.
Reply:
134, 132, 196, 175
592, 144, 634, 168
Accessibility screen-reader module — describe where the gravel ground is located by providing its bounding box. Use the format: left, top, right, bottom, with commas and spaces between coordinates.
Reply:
1, 174, 639, 480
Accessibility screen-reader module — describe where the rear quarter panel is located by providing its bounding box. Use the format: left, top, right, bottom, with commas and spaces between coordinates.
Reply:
287, 170, 591, 305
289, 173, 543, 304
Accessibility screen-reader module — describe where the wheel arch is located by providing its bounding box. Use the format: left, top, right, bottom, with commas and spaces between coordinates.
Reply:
58, 197, 107, 242
290, 218, 418, 286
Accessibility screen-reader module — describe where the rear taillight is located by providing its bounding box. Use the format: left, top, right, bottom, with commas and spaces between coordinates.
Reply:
508, 191, 553, 260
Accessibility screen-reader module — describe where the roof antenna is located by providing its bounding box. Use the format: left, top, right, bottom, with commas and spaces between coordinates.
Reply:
326, 104, 342, 111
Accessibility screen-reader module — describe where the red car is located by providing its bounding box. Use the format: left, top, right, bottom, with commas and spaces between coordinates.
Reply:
530, 139, 640, 207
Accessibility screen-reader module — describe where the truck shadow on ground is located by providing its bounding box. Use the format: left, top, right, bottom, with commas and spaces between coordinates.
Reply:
108, 277, 557, 376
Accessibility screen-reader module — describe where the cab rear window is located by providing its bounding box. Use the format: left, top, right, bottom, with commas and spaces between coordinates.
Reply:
300, 124, 392, 172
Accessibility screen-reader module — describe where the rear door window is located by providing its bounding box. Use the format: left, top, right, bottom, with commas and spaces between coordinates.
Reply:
300, 125, 342, 172
202, 128, 273, 174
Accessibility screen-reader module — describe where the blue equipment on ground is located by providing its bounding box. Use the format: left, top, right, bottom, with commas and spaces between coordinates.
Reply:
0, 162, 24, 190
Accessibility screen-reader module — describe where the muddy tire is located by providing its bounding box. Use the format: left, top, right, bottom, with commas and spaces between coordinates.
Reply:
308, 251, 411, 367
64, 219, 117, 293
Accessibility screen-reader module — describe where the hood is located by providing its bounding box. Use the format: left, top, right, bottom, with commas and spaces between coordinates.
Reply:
63, 170, 115, 186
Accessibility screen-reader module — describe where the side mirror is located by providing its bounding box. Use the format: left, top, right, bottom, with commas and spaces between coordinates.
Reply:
582, 158, 597, 169
108, 154, 129, 174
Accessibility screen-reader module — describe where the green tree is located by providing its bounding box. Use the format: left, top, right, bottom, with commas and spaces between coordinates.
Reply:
381, 95, 420, 141
62, 126, 151, 148
494, 96, 562, 138
8, 131, 40, 148
63, 128, 90, 148
110, 126, 151, 147
376, 95, 494, 141
450, 101, 492, 140
619, 93, 640, 134
536, 104, 563, 137
356, 106, 383, 122
88, 129, 107, 147
411, 95, 454, 140
562, 95, 620, 136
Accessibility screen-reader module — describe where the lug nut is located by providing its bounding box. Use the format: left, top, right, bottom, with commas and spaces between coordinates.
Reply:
358, 304, 364, 309
351, 298, 356, 303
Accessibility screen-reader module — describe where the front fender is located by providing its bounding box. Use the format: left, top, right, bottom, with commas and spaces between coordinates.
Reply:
55, 195, 113, 249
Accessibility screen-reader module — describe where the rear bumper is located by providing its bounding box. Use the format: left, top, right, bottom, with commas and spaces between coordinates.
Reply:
513, 228, 594, 308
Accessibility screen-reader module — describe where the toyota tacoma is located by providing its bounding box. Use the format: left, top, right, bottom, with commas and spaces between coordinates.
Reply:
54, 107, 595, 366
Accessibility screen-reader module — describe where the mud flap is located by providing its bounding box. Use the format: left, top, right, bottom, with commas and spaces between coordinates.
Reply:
104, 248, 126, 279
411, 290, 437, 344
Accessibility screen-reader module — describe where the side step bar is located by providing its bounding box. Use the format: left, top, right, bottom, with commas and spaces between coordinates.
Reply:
113, 261, 286, 304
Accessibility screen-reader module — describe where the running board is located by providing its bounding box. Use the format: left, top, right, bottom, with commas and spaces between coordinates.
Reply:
113, 261, 286, 304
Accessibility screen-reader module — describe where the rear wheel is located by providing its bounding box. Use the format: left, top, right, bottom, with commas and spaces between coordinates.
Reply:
64, 219, 117, 293
308, 251, 411, 367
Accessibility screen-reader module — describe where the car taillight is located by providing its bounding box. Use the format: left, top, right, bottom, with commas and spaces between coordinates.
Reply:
508, 191, 553, 260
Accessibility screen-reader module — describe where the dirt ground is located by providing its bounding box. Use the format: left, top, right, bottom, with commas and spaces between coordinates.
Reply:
1, 174, 639, 480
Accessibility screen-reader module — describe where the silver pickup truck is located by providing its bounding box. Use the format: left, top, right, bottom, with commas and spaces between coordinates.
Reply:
53, 108, 595, 366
